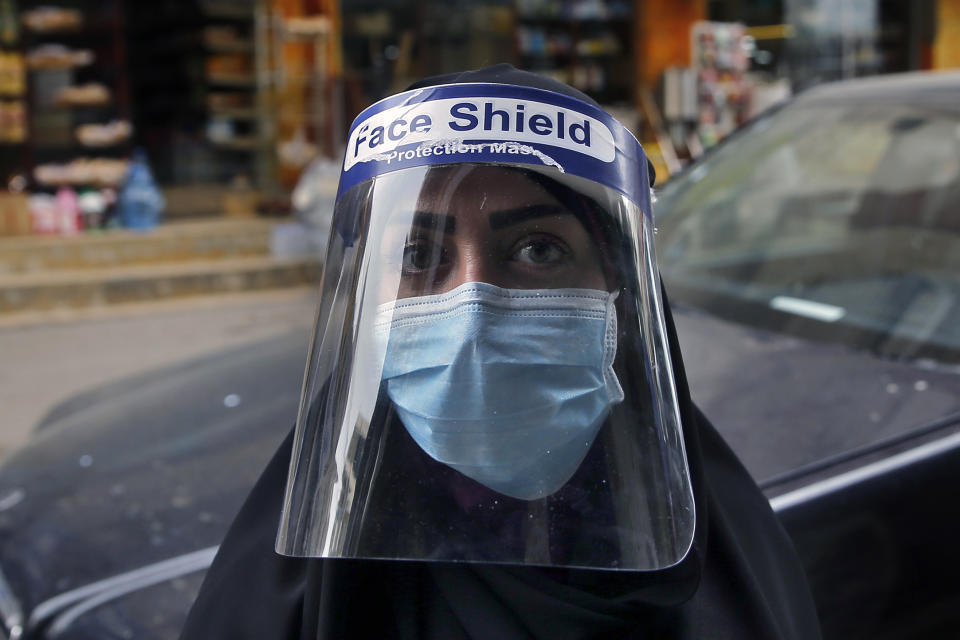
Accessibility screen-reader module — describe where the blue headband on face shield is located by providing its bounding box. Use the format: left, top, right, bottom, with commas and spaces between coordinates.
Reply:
334, 82, 653, 245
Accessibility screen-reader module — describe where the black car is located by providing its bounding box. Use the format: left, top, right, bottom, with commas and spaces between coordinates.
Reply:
1, 70, 959, 639
656, 69, 960, 638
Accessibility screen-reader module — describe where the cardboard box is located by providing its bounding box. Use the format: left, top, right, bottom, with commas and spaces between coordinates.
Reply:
0, 193, 31, 236
222, 188, 260, 218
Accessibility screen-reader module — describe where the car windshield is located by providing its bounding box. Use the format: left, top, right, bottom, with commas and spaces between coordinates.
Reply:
655, 99, 960, 367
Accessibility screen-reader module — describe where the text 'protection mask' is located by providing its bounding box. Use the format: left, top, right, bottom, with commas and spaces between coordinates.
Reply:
277, 81, 695, 571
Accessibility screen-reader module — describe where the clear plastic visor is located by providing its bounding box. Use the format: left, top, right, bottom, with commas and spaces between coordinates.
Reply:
278, 163, 694, 571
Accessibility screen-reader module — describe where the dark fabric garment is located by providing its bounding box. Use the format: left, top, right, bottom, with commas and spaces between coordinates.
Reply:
179, 288, 821, 640
405, 63, 600, 107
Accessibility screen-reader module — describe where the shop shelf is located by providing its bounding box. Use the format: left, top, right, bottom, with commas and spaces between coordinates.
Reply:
208, 106, 258, 120
204, 40, 254, 54
206, 72, 256, 87
201, 4, 254, 22
208, 135, 260, 151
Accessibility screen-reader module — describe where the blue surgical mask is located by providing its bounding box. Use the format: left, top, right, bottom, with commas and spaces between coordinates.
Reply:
374, 282, 624, 500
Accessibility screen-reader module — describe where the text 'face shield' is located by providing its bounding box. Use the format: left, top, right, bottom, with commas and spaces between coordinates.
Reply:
278, 83, 694, 571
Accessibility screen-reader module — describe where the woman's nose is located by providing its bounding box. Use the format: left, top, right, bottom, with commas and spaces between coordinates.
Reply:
452, 249, 501, 288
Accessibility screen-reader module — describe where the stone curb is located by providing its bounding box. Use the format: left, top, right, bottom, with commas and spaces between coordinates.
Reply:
0, 256, 322, 314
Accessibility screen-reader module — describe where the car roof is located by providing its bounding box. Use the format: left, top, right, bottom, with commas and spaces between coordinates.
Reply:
795, 70, 960, 109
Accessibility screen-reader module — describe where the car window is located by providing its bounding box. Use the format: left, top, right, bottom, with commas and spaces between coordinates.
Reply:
655, 102, 960, 366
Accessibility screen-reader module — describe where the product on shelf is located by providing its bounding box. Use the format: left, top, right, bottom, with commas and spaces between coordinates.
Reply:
117, 150, 164, 230
0, 191, 30, 236
516, 0, 630, 20
516, 27, 572, 57
77, 187, 107, 228
21, 7, 83, 33
205, 53, 252, 79
75, 119, 132, 147
575, 32, 621, 56
284, 15, 332, 37
277, 126, 316, 169
201, 0, 255, 18
206, 116, 234, 143
0, 0, 19, 46
691, 21, 753, 148
0, 51, 24, 95
26, 44, 94, 70
514, 0, 630, 102
27, 190, 83, 234
28, 193, 58, 233
54, 83, 111, 106
55, 184, 80, 232
0, 99, 25, 142
570, 63, 606, 92
203, 25, 249, 50
34, 157, 130, 187
207, 92, 253, 111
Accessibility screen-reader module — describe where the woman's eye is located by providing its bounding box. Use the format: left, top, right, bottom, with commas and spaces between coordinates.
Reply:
512, 236, 570, 266
402, 240, 447, 273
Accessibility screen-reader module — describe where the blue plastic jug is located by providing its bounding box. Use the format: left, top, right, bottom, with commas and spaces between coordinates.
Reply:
118, 149, 165, 230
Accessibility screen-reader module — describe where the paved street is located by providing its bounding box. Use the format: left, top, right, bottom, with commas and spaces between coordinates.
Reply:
0, 289, 318, 457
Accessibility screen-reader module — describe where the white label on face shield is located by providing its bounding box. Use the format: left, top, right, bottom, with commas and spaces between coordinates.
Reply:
344, 97, 616, 170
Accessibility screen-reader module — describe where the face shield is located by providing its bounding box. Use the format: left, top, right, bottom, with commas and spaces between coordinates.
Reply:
277, 82, 694, 571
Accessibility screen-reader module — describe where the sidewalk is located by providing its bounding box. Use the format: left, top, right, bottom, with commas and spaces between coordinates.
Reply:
0, 217, 324, 317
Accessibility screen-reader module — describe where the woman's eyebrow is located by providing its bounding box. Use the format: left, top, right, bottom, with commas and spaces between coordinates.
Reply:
411, 210, 456, 233
488, 204, 567, 230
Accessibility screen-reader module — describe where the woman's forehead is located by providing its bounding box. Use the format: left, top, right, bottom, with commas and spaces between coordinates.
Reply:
416, 165, 560, 210
375, 165, 606, 239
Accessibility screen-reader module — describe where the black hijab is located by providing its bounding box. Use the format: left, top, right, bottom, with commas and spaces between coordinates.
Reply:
179, 66, 821, 640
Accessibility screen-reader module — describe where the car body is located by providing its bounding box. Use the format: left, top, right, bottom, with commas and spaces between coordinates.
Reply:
655, 69, 960, 638
0, 331, 310, 639
1, 70, 959, 639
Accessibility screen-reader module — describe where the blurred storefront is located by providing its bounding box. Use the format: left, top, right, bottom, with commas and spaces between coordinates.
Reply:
0, 0, 345, 235
934, 0, 960, 68
0, 0, 958, 239
304, 0, 960, 181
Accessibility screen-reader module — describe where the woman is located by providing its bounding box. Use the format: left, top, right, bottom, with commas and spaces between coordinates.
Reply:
180, 65, 821, 640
